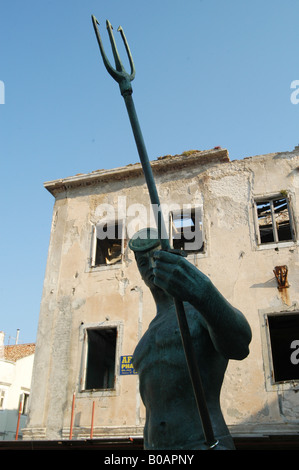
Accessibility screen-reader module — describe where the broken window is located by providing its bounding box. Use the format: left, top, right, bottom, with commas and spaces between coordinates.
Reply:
169, 207, 204, 253
84, 328, 117, 390
267, 313, 299, 383
255, 196, 294, 245
92, 222, 124, 266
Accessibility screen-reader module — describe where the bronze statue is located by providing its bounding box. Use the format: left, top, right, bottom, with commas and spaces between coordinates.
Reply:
129, 228, 252, 450
91, 17, 252, 450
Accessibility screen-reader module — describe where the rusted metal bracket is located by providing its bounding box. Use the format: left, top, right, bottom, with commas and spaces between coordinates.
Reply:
273, 265, 289, 290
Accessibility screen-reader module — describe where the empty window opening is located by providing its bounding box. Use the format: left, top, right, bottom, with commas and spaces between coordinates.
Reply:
170, 208, 203, 253
255, 197, 293, 245
85, 328, 117, 390
267, 313, 299, 383
94, 223, 123, 266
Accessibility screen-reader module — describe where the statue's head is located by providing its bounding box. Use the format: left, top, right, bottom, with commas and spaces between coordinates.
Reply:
129, 228, 161, 288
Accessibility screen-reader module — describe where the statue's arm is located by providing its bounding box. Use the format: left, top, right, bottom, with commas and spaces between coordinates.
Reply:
153, 250, 252, 360
194, 282, 252, 360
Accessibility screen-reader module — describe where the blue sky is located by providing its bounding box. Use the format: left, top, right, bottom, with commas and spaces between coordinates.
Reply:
0, 0, 298, 344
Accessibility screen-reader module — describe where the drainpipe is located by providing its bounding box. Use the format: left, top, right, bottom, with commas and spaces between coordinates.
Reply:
15, 400, 22, 440
90, 401, 95, 439
69, 393, 75, 439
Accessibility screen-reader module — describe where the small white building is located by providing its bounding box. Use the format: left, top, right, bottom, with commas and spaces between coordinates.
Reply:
0, 332, 35, 440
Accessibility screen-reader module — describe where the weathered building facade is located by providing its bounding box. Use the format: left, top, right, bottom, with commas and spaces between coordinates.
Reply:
23, 146, 299, 446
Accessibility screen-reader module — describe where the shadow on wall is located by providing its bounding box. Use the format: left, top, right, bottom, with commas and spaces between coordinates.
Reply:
0, 408, 28, 441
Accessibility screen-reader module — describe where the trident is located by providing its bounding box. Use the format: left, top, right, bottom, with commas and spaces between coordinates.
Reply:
91, 15, 218, 450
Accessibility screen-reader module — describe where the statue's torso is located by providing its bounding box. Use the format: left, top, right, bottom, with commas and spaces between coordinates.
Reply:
132, 303, 232, 450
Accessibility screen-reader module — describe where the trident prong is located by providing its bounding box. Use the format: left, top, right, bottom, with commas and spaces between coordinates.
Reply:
91, 15, 135, 96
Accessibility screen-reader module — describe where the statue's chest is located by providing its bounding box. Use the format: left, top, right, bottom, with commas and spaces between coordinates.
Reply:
132, 308, 204, 373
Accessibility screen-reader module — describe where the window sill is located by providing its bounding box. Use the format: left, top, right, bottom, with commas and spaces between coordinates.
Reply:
266, 379, 299, 393
78, 388, 119, 397
256, 240, 298, 251
87, 262, 122, 273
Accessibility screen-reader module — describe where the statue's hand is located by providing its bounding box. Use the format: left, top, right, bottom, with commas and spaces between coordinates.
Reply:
153, 251, 252, 360
152, 250, 211, 304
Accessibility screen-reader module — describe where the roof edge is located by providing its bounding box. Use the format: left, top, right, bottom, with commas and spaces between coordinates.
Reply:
44, 148, 229, 197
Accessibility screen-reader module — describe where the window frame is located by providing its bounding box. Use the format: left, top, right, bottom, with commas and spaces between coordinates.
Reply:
79, 322, 123, 397
0, 387, 6, 410
20, 392, 30, 415
253, 194, 296, 248
169, 205, 205, 255
90, 219, 126, 270
259, 307, 299, 391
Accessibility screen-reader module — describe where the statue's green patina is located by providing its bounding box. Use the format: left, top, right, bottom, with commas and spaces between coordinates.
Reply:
129, 228, 252, 450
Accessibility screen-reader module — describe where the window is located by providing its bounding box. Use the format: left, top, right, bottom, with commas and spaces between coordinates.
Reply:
0, 389, 5, 410
267, 313, 299, 383
83, 327, 117, 390
169, 207, 204, 253
20, 392, 30, 415
91, 222, 125, 267
254, 196, 295, 245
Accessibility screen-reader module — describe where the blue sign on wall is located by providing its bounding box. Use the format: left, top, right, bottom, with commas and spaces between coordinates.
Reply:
120, 355, 137, 375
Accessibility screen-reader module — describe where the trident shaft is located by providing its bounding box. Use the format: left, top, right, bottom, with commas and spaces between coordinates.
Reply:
91, 15, 218, 449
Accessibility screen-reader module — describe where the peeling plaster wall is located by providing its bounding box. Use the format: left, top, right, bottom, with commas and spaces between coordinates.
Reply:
24, 148, 299, 440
